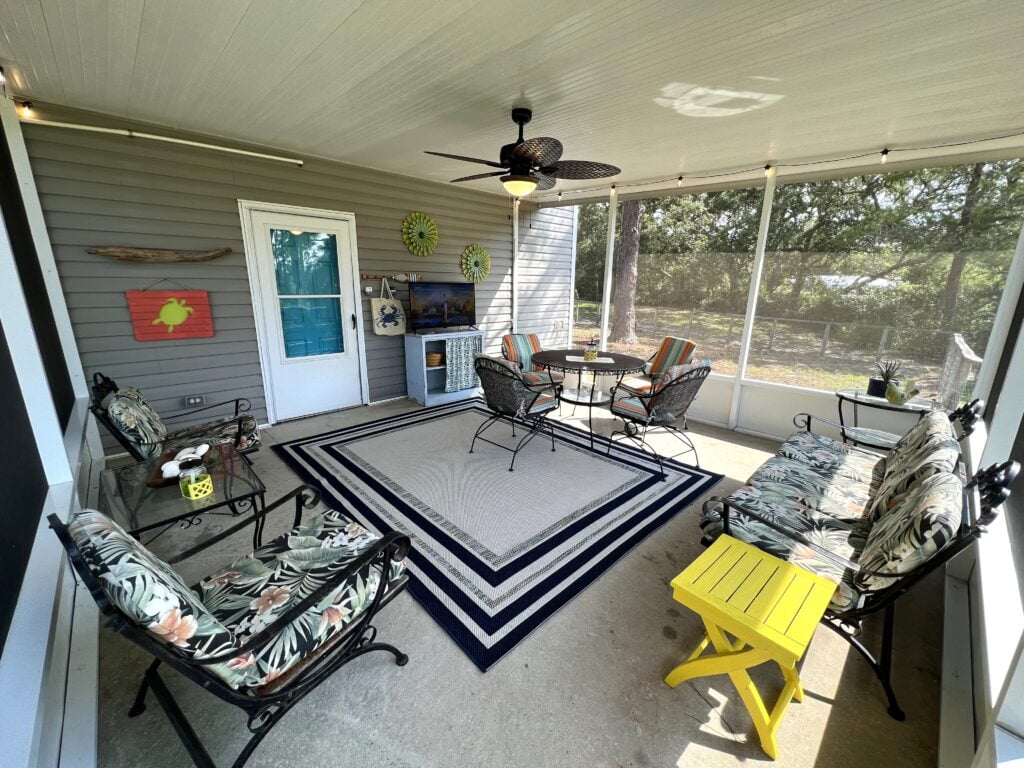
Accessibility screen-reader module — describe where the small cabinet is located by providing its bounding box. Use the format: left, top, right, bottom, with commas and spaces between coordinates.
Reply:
404, 330, 484, 406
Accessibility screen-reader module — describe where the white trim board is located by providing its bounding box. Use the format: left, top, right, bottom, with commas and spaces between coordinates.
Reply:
237, 200, 370, 424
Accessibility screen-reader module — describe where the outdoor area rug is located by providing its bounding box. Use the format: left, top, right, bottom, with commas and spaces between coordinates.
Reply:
272, 399, 722, 670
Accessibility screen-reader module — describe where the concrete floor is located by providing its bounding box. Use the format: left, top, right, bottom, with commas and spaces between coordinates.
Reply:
97, 399, 941, 768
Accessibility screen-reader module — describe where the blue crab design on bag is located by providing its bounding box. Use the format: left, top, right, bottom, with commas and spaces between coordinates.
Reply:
376, 303, 402, 328
370, 278, 407, 336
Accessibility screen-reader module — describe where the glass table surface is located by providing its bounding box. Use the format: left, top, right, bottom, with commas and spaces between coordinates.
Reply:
835, 387, 941, 413
99, 442, 265, 539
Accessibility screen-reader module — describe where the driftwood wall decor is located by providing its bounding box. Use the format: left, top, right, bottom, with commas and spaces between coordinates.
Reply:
87, 246, 232, 263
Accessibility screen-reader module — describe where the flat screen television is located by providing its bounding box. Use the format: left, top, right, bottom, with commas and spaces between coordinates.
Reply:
408, 282, 476, 331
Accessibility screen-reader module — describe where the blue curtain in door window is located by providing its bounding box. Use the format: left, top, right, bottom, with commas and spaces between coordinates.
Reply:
279, 299, 344, 357
271, 229, 345, 358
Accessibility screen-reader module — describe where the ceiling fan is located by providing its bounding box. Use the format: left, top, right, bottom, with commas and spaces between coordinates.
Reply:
425, 107, 620, 197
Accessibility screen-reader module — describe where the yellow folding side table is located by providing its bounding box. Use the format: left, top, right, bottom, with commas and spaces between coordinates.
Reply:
664, 534, 836, 759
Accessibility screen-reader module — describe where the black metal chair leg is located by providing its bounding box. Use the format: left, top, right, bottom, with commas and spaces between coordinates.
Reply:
128, 659, 161, 717
469, 413, 501, 454
823, 612, 905, 721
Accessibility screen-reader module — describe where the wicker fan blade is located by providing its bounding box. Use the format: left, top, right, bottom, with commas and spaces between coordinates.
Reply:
543, 160, 621, 180
425, 151, 506, 169
510, 137, 563, 167
451, 171, 506, 183
534, 174, 557, 191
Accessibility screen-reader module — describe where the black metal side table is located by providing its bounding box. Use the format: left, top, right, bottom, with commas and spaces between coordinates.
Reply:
835, 387, 942, 451
532, 349, 646, 449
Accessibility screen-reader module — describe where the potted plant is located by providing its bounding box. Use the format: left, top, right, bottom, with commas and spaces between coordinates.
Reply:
868, 359, 901, 397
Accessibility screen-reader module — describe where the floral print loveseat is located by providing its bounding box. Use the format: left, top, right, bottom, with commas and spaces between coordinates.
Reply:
700, 410, 964, 612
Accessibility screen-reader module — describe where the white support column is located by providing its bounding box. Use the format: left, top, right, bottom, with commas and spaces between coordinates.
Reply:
0, 97, 87, 397
567, 205, 579, 347
728, 167, 777, 429
599, 187, 618, 350
511, 198, 520, 332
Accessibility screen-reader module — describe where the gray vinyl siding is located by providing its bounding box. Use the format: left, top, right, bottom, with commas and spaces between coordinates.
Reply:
22, 107, 517, 453
516, 205, 575, 348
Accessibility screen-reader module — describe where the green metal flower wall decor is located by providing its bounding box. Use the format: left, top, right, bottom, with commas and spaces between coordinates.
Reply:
401, 212, 439, 257
461, 244, 491, 283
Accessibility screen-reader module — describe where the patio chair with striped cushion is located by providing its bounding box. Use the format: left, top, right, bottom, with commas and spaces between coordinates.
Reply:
501, 333, 565, 388
618, 336, 697, 393
608, 363, 711, 477
470, 356, 559, 471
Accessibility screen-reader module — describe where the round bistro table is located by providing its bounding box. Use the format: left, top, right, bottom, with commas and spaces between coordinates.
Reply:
531, 349, 646, 449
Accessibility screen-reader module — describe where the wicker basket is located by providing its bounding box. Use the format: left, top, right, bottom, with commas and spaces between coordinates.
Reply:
425, 352, 444, 367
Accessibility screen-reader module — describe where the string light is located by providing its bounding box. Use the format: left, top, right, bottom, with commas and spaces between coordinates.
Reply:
0, 66, 6, 86
534, 126, 1024, 202
557, 191, 562, 201
764, 164, 772, 177
18, 100, 33, 118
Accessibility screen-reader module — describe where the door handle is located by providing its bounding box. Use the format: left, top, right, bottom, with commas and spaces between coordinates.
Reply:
351, 313, 357, 330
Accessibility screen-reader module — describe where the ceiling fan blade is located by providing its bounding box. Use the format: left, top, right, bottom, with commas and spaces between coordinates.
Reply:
543, 160, 621, 180
511, 137, 563, 168
425, 150, 505, 169
451, 171, 506, 183
534, 174, 557, 191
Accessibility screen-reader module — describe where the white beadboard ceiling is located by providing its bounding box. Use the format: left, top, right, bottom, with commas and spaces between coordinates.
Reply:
2, 0, 1023, 198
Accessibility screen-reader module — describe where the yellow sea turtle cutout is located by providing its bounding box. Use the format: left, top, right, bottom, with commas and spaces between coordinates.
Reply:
152, 297, 194, 333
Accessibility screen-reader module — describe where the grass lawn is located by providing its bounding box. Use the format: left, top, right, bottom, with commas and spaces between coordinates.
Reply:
573, 301, 948, 394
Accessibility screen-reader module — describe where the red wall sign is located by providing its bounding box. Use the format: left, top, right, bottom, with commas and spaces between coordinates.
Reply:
126, 290, 215, 341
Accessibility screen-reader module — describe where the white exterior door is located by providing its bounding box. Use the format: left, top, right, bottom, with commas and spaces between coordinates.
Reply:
242, 204, 365, 421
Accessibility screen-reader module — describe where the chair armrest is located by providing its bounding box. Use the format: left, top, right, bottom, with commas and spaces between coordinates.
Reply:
164, 397, 253, 421
170, 485, 321, 565
195, 529, 411, 664
610, 382, 648, 398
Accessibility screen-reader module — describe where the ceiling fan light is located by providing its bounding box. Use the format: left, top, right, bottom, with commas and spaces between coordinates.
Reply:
501, 174, 538, 197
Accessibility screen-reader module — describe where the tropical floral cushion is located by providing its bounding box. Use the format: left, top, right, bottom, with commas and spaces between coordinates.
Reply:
856, 472, 963, 595
106, 390, 168, 459
777, 431, 886, 485
888, 411, 955, 467
70, 508, 406, 690
166, 414, 261, 454
867, 429, 960, 520
746, 458, 878, 528
700, 486, 867, 610
68, 510, 237, 674
197, 510, 407, 689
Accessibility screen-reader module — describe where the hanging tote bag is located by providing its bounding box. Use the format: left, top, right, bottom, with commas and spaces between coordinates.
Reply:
370, 278, 407, 336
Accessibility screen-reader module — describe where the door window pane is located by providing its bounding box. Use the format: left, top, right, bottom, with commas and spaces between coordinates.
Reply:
272, 230, 340, 295
279, 298, 344, 358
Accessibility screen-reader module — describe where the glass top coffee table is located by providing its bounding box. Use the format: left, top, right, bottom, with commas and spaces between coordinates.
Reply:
99, 442, 266, 558
532, 349, 647, 449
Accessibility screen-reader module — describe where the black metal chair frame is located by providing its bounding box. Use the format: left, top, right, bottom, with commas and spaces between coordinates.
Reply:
470, 358, 560, 472
607, 364, 711, 478
90, 372, 257, 462
701, 459, 1018, 721
49, 484, 411, 768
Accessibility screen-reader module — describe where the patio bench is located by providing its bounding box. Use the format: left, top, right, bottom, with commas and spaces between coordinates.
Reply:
90, 371, 261, 461
700, 408, 1018, 720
